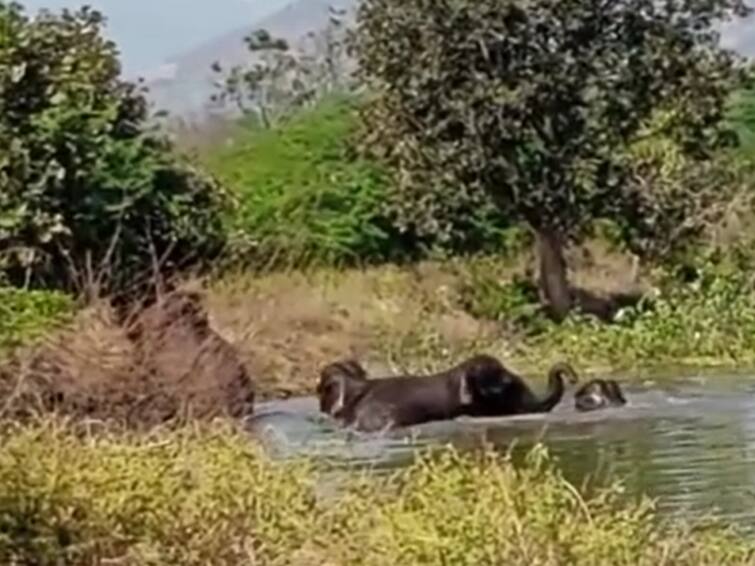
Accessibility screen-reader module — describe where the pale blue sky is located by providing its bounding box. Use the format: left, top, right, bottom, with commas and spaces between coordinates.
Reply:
19, 0, 292, 77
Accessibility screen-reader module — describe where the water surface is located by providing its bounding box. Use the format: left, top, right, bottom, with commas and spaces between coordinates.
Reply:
246, 370, 755, 530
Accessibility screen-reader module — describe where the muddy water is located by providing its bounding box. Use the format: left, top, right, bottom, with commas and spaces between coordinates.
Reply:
246, 370, 755, 531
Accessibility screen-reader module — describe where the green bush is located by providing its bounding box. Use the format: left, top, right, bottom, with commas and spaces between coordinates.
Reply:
0, 421, 752, 565
522, 267, 755, 369
206, 96, 511, 269
0, 288, 72, 351
0, 4, 227, 294
207, 96, 401, 268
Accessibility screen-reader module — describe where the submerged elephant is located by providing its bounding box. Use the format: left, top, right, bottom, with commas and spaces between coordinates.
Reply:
316, 354, 578, 432
573, 378, 627, 412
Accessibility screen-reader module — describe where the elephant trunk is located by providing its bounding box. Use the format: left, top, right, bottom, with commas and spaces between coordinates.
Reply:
525, 362, 579, 413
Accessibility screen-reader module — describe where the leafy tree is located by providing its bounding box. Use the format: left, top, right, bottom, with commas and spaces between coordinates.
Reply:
0, 3, 227, 297
303, 6, 353, 95
212, 7, 355, 127
211, 30, 310, 128
354, 0, 751, 321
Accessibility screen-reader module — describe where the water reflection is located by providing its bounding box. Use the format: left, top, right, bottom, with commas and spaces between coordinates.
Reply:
246, 371, 755, 530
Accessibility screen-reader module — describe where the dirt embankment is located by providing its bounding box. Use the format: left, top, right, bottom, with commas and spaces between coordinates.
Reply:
0, 290, 256, 429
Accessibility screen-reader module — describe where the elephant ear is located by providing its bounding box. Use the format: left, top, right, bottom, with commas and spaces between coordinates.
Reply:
330, 376, 347, 414
607, 380, 627, 404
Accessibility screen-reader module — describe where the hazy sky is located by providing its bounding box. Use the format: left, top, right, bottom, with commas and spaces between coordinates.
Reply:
19, 0, 292, 77
18, 1, 755, 79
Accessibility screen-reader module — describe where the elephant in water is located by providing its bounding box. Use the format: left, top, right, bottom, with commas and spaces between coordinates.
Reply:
573, 378, 627, 412
316, 354, 578, 432
466, 361, 579, 418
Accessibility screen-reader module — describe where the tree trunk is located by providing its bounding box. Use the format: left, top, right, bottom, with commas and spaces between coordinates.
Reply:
532, 226, 573, 322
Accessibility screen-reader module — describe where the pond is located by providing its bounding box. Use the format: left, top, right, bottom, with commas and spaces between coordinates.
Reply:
246, 369, 755, 532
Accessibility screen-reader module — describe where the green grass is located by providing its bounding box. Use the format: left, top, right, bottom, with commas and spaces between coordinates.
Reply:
528, 273, 755, 371
0, 288, 73, 352
203, 95, 515, 272
0, 420, 752, 565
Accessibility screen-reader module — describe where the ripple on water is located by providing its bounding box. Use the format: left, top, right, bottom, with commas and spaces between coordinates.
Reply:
246, 374, 755, 532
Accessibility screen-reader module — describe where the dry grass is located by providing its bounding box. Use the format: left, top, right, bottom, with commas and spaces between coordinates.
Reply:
207, 262, 499, 398
205, 239, 647, 399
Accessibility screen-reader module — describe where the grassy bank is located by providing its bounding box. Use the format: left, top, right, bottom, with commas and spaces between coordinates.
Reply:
205, 245, 755, 398
0, 420, 751, 565
3, 246, 754, 404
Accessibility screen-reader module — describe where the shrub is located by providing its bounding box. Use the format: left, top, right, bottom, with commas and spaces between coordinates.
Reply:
208, 96, 401, 268
0, 4, 228, 295
206, 96, 512, 270
0, 422, 752, 565
0, 422, 319, 565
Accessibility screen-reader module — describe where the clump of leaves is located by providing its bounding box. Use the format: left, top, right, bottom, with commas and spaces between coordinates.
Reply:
0, 3, 228, 296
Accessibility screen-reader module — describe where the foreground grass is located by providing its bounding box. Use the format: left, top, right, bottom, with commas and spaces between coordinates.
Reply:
0, 420, 752, 565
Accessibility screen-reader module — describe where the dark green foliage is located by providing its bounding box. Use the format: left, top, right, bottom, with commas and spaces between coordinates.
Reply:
355, 0, 750, 243
0, 3, 228, 295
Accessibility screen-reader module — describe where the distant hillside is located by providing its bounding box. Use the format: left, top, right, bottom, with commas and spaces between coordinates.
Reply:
146, 0, 754, 122
145, 0, 357, 121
